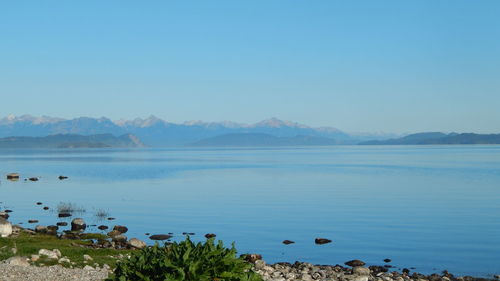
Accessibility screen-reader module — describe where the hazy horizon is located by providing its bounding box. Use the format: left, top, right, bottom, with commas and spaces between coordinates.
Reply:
2, 113, 500, 136
1, 1, 499, 134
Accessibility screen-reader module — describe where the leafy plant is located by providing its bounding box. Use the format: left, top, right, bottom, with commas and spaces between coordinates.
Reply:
109, 237, 262, 281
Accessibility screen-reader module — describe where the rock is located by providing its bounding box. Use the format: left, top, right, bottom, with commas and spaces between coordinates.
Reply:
402, 268, 410, 274
493, 275, 500, 280
38, 249, 59, 259
353, 266, 371, 276
112, 234, 127, 243
28, 219, 39, 223
56, 222, 68, 226
43, 206, 49, 210
0, 212, 9, 219
107, 230, 121, 237
83, 254, 93, 261
314, 238, 332, 245
53, 249, 62, 258
83, 265, 94, 270
59, 257, 71, 263
300, 273, 314, 281
58, 213, 71, 218
0, 217, 13, 237
345, 260, 366, 267
58, 175, 68, 180
35, 225, 48, 233
107, 217, 115, 220
370, 265, 389, 273
4, 209, 12, 213
352, 276, 369, 281
36, 202, 43, 205
128, 238, 147, 249
29, 177, 39, 181
204, 233, 216, 239
113, 225, 128, 234
11, 248, 17, 254
282, 240, 295, 245
31, 254, 40, 262
98, 225, 108, 230
71, 218, 86, 231
5, 256, 29, 267
6, 173, 20, 180
384, 258, 391, 263
243, 254, 262, 263
254, 260, 266, 270
149, 234, 172, 240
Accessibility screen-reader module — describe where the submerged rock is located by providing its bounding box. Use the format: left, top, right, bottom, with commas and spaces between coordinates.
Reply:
113, 225, 128, 234
282, 240, 295, 245
6, 173, 20, 181
314, 238, 332, 245
204, 233, 216, 239
98, 225, 108, 230
345, 259, 366, 267
149, 234, 172, 241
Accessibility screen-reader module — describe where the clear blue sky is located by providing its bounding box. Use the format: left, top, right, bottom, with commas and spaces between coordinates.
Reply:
1, 1, 499, 133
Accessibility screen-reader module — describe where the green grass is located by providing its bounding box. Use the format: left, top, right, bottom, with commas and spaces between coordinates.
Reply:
0, 232, 134, 268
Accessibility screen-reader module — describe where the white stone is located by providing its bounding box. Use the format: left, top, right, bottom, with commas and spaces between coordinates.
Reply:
353, 266, 371, 276
5, 256, 29, 267
128, 238, 147, 249
0, 218, 13, 238
254, 259, 266, 270
38, 249, 59, 259
53, 249, 62, 258
31, 254, 40, 262
58, 257, 71, 263
83, 265, 94, 270
83, 254, 93, 261
353, 276, 369, 281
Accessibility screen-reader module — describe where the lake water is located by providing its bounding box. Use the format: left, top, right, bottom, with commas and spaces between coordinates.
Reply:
0, 146, 499, 277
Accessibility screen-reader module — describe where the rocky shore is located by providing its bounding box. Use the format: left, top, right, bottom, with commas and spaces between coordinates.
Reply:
251, 259, 499, 281
1, 255, 498, 281
1, 174, 498, 281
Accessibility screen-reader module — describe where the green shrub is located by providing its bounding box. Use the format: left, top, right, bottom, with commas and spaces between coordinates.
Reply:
109, 237, 263, 281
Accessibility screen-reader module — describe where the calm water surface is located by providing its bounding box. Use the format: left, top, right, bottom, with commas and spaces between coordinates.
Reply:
0, 146, 499, 277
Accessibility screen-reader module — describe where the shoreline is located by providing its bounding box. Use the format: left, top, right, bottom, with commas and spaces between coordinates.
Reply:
1, 223, 499, 281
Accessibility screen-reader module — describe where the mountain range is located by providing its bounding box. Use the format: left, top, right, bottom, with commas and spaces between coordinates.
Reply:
1, 115, 498, 147
359, 132, 500, 145
0, 115, 393, 147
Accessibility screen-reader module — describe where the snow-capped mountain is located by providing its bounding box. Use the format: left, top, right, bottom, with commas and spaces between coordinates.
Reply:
0, 115, 384, 146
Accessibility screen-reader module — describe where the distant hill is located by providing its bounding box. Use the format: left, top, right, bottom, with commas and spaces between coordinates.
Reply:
189, 133, 342, 147
0, 133, 144, 149
0, 115, 389, 146
359, 132, 500, 145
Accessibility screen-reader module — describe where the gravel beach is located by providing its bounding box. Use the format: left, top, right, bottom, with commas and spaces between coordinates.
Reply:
0, 263, 109, 281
